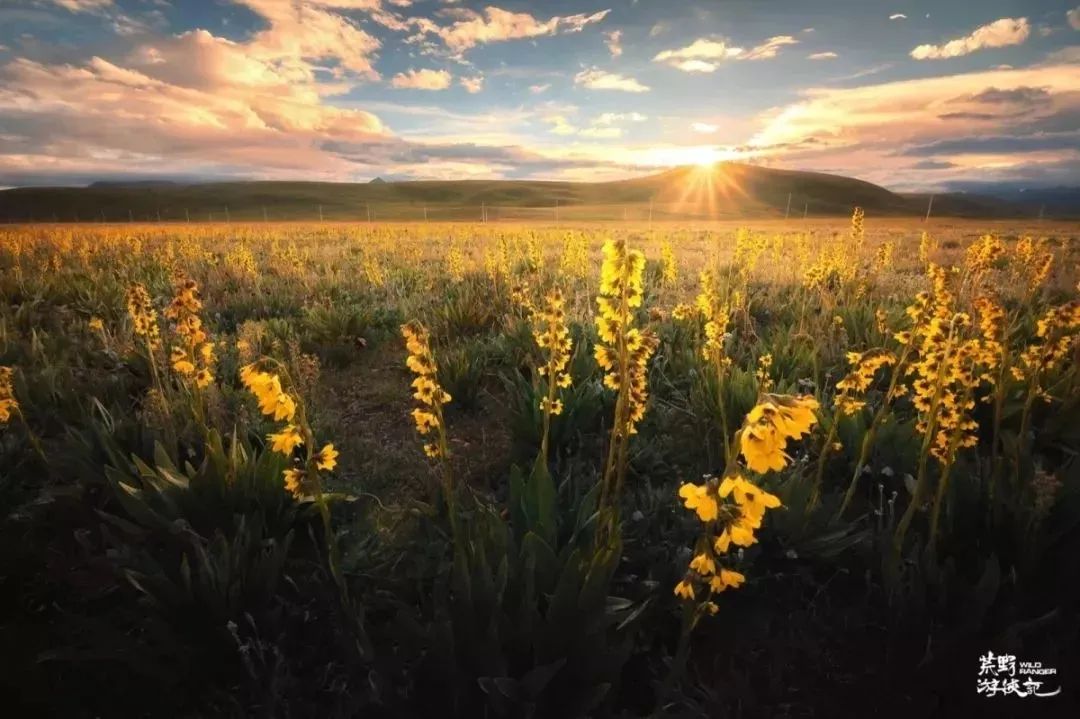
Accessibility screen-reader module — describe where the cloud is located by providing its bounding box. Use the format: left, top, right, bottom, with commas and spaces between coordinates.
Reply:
747, 61, 1080, 186
391, 68, 452, 90
459, 74, 484, 93
227, 0, 382, 79
42, 0, 113, 11
654, 38, 742, 66
579, 126, 622, 139
911, 160, 956, 170
654, 35, 798, 72
808, 51, 838, 60
595, 112, 646, 124
545, 115, 578, 135
901, 132, 1080, 156
911, 17, 1030, 60
692, 122, 718, 133
425, 7, 610, 53
574, 68, 649, 92
1069, 7, 1080, 31
889, 13, 907, 21
0, 53, 389, 183
605, 29, 622, 58
671, 60, 720, 73
544, 112, 644, 139
740, 35, 798, 60
529, 82, 551, 94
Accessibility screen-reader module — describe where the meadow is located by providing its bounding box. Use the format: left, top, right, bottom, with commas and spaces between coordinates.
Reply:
2, 215, 1079, 717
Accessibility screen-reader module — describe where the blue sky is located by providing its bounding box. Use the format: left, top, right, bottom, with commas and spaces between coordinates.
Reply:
0, 0, 1077, 189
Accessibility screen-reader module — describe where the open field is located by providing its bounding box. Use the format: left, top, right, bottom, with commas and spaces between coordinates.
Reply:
4, 164, 1075, 224
2, 216, 1079, 717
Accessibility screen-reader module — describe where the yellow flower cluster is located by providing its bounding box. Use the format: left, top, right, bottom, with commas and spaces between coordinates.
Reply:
164, 278, 215, 389
510, 281, 535, 316
671, 303, 695, 322
973, 296, 1006, 386
739, 395, 820, 473
446, 240, 466, 283
834, 349, 895, 416
402, 321, 452, 459
1013, 301, 1080, 392
802, 244, 855, 292
755, 354, 774, 393
0, 366, 18, 424
694, 269, 720, 318
559, 231, 590, 280
964, 234, 1006, 280
224, 243, 257, 281
240, 364, 297, 422
850, 206, 865, 250
240, 362, 337, 496
533, 289, 573, 417
125, 283, 161, 350
918, 230, 935, 267
675, 472, 780, 605
594, 239, 659, 436
733, 228, 768, 278
660, 239, 677, 287
362, 253, 386, 288
1013, 236, 1053, 296
872, 240, 895, 273
903, 268, 985, 463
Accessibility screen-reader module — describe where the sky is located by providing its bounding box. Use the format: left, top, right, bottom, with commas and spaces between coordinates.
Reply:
0, 0, 1077, 190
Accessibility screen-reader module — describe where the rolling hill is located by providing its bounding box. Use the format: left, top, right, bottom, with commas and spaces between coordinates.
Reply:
0, 162, 1068, 222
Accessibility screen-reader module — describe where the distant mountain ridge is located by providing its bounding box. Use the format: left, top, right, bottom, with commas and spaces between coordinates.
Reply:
0, 163, 1075, 222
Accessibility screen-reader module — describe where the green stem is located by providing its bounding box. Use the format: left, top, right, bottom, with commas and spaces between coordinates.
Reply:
810, 415, 839, 510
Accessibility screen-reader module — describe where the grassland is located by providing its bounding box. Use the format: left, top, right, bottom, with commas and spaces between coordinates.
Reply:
1, 215, 1078, 717
1, 163, 1063, 223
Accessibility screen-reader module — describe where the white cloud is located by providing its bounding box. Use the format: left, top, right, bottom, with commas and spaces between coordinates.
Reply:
460, 74, 484, 93
654, 35, 798, 71
741, 35, 798, 60
232, 0, 382, 79
747, 62, 1080, 186
425, 7, 610, 53
673, 60, 719, 73
605, 29, 622, 58
911, 17, 1030, 60
808, 51, 838, 60
691, 122, 718, 133
1068, 7, 1080, 31
43, 0, 113, 11
574, 68, 650, 92
579, 126, 622, 138
529, 82, 551, 94
889, 13, 907, 21
654, 38, 742, 64
595, 112, 646, 124
391, 68, 452, 90
546, 115, 578, 135
545, 111, 643, 139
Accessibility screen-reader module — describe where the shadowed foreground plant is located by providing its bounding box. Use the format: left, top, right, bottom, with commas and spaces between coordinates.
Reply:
594, 238, 659, 533
667, 393, 819, 699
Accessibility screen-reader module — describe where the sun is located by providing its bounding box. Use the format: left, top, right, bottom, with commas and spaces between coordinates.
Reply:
693, 147, 722, 167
